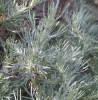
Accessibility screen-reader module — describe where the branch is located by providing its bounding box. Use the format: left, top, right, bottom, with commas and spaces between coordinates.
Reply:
0, 70, 21, 79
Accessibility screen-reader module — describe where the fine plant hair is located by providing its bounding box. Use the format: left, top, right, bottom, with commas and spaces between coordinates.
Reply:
0, 0, 98, 100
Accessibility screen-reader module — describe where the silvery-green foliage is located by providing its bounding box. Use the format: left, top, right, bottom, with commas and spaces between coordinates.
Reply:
65, 0, 98, 75
0, 0, 98, 100
0, 0, 44, 30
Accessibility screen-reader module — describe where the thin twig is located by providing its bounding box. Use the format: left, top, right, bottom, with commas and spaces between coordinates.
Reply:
0, 70, 21, 79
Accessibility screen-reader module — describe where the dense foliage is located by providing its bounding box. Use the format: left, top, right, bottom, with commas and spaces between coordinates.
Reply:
0, 0, 98, 100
